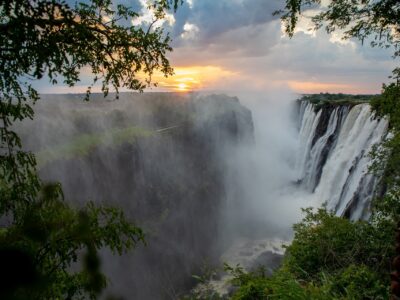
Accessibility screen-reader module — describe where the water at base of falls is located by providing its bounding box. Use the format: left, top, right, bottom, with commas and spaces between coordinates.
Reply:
193, 238, 285, 297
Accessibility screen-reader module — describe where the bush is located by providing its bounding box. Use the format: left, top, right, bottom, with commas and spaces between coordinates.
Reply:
228, 208, 392, 300
284, 208, 392, 282
330, 265, 388, 299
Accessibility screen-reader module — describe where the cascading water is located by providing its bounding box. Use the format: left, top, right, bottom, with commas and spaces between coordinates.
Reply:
296, 102, 322, 185
296, 100, 388, 219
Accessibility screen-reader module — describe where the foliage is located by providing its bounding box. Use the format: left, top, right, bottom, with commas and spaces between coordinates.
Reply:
301, 93, 375, 104
0, 0, 180, 298
369, 131, 400, 192
0, 183, 145, 300
225, 263, 334, 299
280, 208, 393, 299
299, 93, 375, 111
285, 208, 393, 281
276, 0, 400, 61
0, 0, 180, 214
372, 84, 400, 130
330, 264, 387, 299
225, 264, 271, 300
371, 83, 400, 192
227, 209, 391, 300
227, 265, 387, 300
183, 265, 223, 300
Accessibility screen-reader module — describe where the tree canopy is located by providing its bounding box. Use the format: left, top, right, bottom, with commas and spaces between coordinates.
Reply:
277, 0, 400, 78
0, 0, 180, 298
278, 0, 399, 44
0, 0, 181, 215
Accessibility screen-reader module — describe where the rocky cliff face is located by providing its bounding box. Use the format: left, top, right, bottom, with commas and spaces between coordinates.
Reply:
18, 92, 254, 299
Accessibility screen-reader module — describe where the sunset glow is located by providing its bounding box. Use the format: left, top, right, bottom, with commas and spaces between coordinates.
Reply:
151, 66, 237, 92
177, 83, 188, 91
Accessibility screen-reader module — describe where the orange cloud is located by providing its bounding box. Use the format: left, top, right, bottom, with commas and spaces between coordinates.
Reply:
151, 66, 238, 92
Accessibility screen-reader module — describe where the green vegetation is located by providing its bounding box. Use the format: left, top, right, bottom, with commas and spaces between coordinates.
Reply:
226, 262, 387, 299
0, 0, 180, 298
194, 207, 392, 299
301, 93, 375, 105
370, 84, 400, 209
36, 126, 153, 167
299, 93, 376, 111
276, 0, 399, 66
372, 84, 400, 131
285, 208, 391, 281
0, 184, 144, 300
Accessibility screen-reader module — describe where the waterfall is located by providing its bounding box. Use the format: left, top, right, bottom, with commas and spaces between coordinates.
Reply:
296, 101, 388, 219
296, 103, 322, 183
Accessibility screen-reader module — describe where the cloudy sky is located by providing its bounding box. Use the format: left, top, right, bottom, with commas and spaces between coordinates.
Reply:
38, 0, 398, 94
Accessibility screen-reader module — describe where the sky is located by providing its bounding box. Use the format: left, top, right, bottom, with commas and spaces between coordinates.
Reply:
37, 0, 398, 94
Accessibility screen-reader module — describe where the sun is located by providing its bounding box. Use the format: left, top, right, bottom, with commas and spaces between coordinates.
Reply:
176, 83, 189, 92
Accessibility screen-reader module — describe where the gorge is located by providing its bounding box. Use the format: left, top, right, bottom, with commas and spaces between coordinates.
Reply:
16, 92, 388, 299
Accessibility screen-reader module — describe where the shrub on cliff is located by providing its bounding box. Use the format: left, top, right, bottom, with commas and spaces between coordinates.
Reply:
228, 208, 391, 299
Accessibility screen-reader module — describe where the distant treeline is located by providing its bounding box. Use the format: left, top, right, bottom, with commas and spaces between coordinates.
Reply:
300, 93, 376, 105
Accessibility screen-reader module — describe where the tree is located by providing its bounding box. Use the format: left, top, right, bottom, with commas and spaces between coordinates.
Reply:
276, 0, 400, 61
0, 0, 180, 298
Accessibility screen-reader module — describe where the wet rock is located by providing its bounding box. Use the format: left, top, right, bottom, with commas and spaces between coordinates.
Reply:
250, 251, 283, 276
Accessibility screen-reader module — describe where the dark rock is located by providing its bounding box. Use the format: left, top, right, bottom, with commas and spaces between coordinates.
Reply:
250, 251, 283, 276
